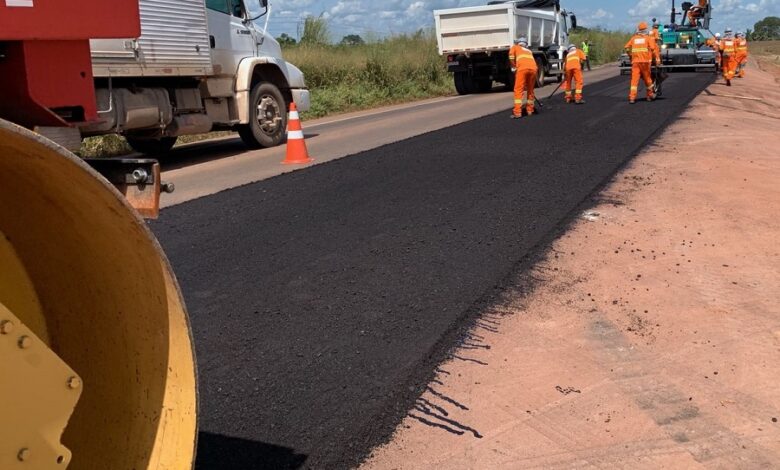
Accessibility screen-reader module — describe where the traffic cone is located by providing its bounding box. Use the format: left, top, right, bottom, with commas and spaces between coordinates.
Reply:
282, 102, 313, 165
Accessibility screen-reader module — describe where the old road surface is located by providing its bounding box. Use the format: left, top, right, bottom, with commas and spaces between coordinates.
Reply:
151, 72, 712, 469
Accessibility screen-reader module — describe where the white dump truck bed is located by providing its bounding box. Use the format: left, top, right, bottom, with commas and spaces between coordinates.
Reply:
91, 0, 212, 77
434, 0, 561, 55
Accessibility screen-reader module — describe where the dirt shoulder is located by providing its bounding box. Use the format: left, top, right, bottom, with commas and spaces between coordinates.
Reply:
363, 60, 780, 468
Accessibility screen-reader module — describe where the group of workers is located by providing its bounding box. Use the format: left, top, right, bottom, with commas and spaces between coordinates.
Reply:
707, 29, 750, 85
508, 37, 588, 118
508, 19, 750, 118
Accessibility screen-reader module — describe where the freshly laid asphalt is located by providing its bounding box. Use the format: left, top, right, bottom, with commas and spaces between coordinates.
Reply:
151, 72, 712, 469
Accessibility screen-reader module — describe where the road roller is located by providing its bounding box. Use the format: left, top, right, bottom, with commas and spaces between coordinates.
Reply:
1, 2, 198, 469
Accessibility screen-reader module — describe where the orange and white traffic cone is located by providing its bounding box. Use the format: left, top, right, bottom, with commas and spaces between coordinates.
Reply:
282, 102, 313, 165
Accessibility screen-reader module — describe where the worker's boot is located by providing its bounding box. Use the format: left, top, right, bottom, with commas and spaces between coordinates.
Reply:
726, 79, 732, 86
575, 99, 585, 104
510, 114, 522, 119
629, 99, 636, 104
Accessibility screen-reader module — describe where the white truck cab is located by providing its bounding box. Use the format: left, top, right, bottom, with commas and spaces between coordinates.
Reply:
86, 0, 309, 154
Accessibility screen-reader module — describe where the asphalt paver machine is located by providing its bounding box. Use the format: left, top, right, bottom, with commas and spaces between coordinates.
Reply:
620, 0, 719, 94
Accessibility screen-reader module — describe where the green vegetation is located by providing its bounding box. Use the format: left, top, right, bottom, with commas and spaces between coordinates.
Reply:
748, 16, 780, 41
284, 25, 453, 118
570, 28, 632, 65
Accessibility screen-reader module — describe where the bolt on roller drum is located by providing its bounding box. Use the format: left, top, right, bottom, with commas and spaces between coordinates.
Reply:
0, 118, 197, 469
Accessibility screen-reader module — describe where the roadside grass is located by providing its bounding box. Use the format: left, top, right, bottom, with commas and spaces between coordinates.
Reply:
751, 40, 780, 76
284, 32, 453, 118
569, 29, 632, 65
751, 40, 780, 56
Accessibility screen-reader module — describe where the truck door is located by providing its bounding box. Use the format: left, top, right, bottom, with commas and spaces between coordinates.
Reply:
206, 0, 255, 76
242, 0, 270, 55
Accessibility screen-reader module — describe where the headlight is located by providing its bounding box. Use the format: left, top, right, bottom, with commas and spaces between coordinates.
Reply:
661, 44, 668, 49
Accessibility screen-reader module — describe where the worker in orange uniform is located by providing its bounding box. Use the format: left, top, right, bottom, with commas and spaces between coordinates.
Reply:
719, 28, 737, 86
509, 37, 538, 119
563, 44, 586, 104
735, 32, 749, 78
688, 0, 708, 26
708, 33, 722, 71
651, 21, 661, 44
624, 22, 660, 104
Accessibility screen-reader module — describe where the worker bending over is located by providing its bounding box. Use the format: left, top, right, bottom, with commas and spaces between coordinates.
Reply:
735, 32, 749, 78
624, 22, 660, 104
563, 44, 586, 104
719, 28, 737, 86
509, 37, 538, 119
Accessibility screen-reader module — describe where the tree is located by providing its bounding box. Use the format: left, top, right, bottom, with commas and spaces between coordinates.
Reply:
339, 34, 365, 46
749, 16, 780, 41
276, 33, 297, 47
300, 15, 330, 45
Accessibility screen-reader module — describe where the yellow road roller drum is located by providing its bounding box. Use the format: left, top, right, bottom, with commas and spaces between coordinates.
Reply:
0, 119, 197, 469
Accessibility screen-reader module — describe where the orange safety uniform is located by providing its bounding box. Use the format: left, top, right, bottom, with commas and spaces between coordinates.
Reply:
509, 44, 538, 116
563, 48, 586, 103
706, 37, 721, 68
687, 0, 707, 26
719, 37, 737, 82
624, 33, 660, 102
651, 27, 661, 43
735, 37, 748, 77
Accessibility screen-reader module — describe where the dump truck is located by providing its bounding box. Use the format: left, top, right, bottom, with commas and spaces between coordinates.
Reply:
1, 0, 310, 155
619, 1, 718, 74
434, 0, 577, 94
1, 1, 200, 468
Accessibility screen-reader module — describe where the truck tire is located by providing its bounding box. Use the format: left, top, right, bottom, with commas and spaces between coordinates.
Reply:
126, 136, 178, 156
454, 71, 474, 95
535, 59, 546, 88
238, 81, 287, 149
475, 78, 493, 93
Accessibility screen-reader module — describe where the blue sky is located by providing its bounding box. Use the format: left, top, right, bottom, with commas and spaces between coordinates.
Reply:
267, 0, 779, 40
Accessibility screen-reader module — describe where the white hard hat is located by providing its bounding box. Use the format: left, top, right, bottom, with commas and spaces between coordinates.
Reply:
567, 44, 577, 51
715, 32, 721, 38
518, 37, 528, 46
725, 27, 733, 33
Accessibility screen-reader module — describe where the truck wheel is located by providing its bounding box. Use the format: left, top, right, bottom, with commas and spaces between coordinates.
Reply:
454, 72, 474, 95
238, 81, 287, 149
504, 72, 516, 92
126, 136, 178, 156
475, 79, 493, 93
535, 59, 546, 87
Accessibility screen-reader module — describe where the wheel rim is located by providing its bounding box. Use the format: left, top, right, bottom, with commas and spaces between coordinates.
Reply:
256, 95, 283, 136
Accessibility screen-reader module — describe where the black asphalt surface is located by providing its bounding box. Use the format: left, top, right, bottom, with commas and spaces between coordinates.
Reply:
151, 73, 712, 469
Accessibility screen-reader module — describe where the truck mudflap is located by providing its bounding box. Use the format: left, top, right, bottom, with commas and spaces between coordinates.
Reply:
291, 89, 311, 113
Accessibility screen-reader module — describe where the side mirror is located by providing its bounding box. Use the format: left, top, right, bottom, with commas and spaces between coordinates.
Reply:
233, 3, 242, 17
261, 0, 268, 6
570, 15, 577, 30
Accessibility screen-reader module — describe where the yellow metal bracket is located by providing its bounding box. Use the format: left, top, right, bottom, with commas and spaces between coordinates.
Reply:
0, 302, 82, 469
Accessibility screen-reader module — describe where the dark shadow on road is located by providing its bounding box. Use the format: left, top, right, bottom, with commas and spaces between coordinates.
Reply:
196, 432, 308, 470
